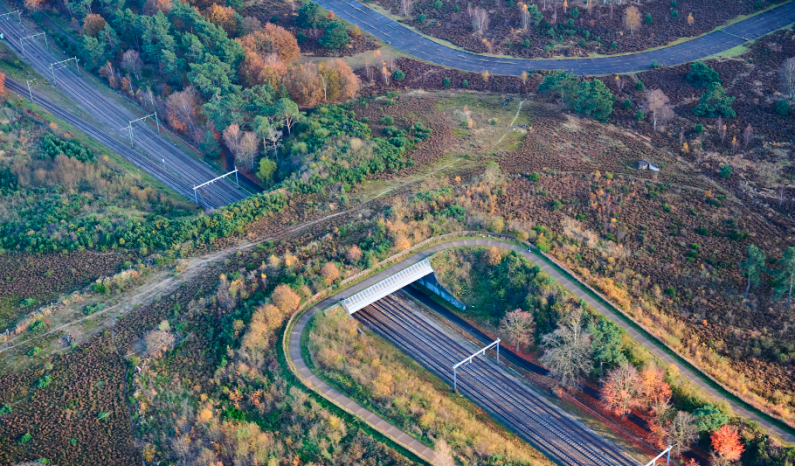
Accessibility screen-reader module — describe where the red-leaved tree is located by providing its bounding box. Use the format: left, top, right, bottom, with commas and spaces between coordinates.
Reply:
711, 425, 744, 466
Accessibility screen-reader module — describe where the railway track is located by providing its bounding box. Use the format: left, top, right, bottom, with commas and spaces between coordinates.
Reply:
355, 295, 640, 466
0, 9, 246, 208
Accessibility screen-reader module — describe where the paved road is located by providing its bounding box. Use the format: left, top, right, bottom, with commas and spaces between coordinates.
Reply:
0, 6, 247, 208
286, 237, 794, 466
316, 0, 795, 75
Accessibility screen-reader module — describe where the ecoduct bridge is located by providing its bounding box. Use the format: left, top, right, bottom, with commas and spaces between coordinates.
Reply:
339, 258, 467, 315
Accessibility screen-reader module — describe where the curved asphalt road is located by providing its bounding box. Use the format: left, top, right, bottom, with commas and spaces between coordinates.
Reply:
316, 0, 795, 75
286, 237, 795, 466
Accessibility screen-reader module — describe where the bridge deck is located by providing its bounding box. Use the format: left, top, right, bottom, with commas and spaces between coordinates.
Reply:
341, 258, 433, 314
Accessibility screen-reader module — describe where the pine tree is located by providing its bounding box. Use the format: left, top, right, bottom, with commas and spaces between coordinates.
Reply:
740, 244, 766, 300
774, 247, 795, 308
575, 79, 615, 122
319, 20, 350, 51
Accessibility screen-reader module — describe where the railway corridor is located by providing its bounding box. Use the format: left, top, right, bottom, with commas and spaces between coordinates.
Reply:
355, 294, 640, 466
0, 6, 246, 208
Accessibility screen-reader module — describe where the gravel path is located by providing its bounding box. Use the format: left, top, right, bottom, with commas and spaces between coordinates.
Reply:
314, 0, 795, 75
0, 7, 247, 208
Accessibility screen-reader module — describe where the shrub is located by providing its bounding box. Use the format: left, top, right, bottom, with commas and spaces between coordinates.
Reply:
623, 98, 632, 110
695, 124, 704, 133
0, 404, 11, 415
635, 110, 645, 121
392, 69, 406, 81
442, 77, 451, 87
42, 134, 95, 163
579, 38, 586, 47
435, 0, 443, 8
271, 14, 279, 22
719, 164, 732, 178
610, 41, 617, 49
296, 32, 307, 43
454, 4, 460, 11
687, 62, 721, 88
528, 173, 541, 182
671, 9, 678, 18
645, 13, 652, 23
381, 115, 394, 125
552, 200, 563, 210
19, 433, 32, 444
636, 80, 644, 91
462, 79, 469, 88
36, 375, 52, 388
651, 60, 659, 69
418, 13, 427, 22
671, 0, 677, 6
571, 7, 579, 18
524, 38, 530, 47
775, 99, 789, 116
754, 0, 762, 8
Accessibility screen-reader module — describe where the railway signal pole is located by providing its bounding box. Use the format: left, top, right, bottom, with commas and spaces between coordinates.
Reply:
20, 32, 48, 54
452, 338, 500, 392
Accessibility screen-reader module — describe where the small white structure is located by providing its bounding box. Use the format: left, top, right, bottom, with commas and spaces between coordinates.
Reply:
636, 160, 660, 171
341, 259, 434, 314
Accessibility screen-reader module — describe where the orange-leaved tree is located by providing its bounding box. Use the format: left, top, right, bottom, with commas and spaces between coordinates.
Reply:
204, 4, 237, 36
711, 425, 744, 466
318, 59, 359, 102
285, 63, 323, 107
82, 14, 107, 38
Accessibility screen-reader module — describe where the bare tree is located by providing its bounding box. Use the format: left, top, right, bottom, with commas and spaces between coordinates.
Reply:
121, 50, 143, 81
743, 124, 754, 147
500, 309, 535, 352
602, 362, 642, 419
624, 6, 641, 37
223, 124, 243, 157
539, 309, 593, 387
433, 439, 455, 466
400, 0, 413, 17
165, 87, 198, 133
665, 411, 698, 456
780, 57, 795, 98
237, 131, 258, 171
471, 6, 490, 33
643, 89, 674, 131
262, 126, 283, 157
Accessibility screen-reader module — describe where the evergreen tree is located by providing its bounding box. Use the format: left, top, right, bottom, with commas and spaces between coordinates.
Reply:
200, 130, 222, 158
686, 62, 721, 88
740, 244, 766, 300
79, 35, 109, 70
693, 404, 729, 433
575, 79, 615, 122
319, 21, 350, 50
160, 50, 186, 85
774, 247, 795, 308
693, 82, 736, 118
538, 70, 580, 109
298, 1, 326, 29
588, 319, 626, 388
188, 55, 236, 97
